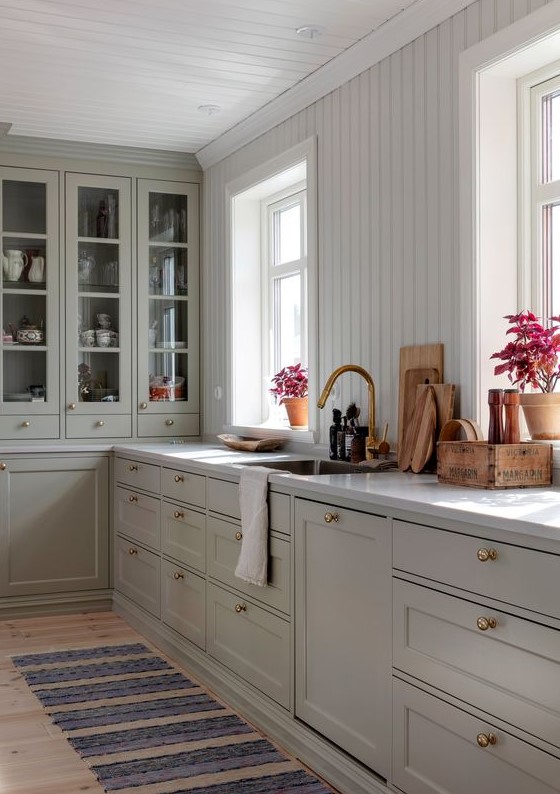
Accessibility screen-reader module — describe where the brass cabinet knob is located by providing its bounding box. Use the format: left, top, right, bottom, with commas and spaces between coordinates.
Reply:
128, 494, 138, 503
140, 402, 148, 409
0, 462, 6, 471
324, 511, 339, 523
96, 420, 105, 427
174, 474, 184, 483
235, 531, 243, 541
173, 571, 184, 580
174, 510, 184, 519
476, 616, 497, 631
234, 603, 247, 613
128, 547, 138, 556
165, 419, 174, 426
21, 421, 30, 428
476, 732, 497, 748
68, 403, 76, 410
477, 547, 498, 562
129, 464, 138, 472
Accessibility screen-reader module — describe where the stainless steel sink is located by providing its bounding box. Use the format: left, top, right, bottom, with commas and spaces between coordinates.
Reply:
242, 459, 367, 475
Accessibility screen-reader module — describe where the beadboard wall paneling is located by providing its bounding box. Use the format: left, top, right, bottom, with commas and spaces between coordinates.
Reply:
202, 0, 551, 446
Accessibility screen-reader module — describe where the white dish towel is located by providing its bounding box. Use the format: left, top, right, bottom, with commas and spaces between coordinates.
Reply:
235, 466, 273, 587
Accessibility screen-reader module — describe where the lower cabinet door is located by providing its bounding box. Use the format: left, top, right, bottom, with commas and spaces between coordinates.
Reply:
162, 558, 206, 650
161, 501, 206, 573
392, 678, 560, 794
206, 582, 290, 708
115, 535, 160, 618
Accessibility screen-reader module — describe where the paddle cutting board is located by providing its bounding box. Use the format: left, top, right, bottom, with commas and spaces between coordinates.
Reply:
397, 343, 444, 464
399, 385, 437, 472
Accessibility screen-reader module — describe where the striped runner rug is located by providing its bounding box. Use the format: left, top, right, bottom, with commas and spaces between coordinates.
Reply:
12, 642, 335, 794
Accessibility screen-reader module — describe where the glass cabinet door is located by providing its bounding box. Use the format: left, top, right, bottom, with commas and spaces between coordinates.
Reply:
65, 173, 132, 434
137, 179, 199, 434
0, 167, 59, 424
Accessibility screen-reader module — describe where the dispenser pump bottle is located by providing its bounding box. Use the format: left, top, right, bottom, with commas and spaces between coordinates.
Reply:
329, 408, 342, 459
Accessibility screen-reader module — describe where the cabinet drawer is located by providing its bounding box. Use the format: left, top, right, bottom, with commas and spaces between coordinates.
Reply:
206, 582, 290, 708
115, 486, 161, 550
0, 415, 60, 440
114, 457, 160, 493
162, 559, 205, 650
66, 414, 132, 439
162, 468, 206, 508
208, 478, 290, 534
115, 535, 160, 618
161, 501, 205, 573
392, 678, 560, 794
393, 579, 560, 750
207, 516, 290, 614
393, 520, 560, 620
137, 413, 199, 438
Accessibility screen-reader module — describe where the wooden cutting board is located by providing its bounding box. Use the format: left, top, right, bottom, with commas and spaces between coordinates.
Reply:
398, 343, 444, 465
399, 385, 437, 472
431, 383, 456, 437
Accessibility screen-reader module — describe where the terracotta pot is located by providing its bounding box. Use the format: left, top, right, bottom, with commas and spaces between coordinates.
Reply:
281, 396, 308, 429
519, 392, 560, 440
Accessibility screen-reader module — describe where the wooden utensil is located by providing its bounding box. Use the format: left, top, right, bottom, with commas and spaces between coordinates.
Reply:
410, 386, 437, 473
399, 385, 436, 472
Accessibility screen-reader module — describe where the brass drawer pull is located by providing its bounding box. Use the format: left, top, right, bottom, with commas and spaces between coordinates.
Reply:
174, 474, 184, 483
324, 511, 339, 523
68, 403, 76, 410
96, 420, 105, 427
140, 402, 148, 409
128, 494, 138, 503
477, 547, 498, 562
174, 571, 185, 580
235, 531, 243, 541
21, 421, 30, 428
128, 547, 138, 556
174, 510, 184, 519
234, 603, 247, 613
165, 419, 174, 426
128, 464, 138, 472
0, 462, 6, 471
476, 732, 497, 748
476, 616, 497, 631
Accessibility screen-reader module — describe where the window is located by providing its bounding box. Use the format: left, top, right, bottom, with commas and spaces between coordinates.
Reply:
530, 74, 560, 317
227, 138, 317, 435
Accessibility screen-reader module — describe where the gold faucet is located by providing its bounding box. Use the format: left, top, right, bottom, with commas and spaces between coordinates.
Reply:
317, 364, 376, 459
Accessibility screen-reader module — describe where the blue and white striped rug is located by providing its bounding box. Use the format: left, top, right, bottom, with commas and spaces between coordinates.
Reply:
12, 643, 335, 793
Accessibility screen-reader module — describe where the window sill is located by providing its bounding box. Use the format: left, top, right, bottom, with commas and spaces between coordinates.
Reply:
223, 424, 317, 445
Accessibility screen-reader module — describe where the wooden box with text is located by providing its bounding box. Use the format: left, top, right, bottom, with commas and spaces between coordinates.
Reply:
437, 441, 552, 489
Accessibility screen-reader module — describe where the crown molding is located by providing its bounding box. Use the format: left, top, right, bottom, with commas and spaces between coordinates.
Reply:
196, 0, 474, 170
0, 134, 201, 171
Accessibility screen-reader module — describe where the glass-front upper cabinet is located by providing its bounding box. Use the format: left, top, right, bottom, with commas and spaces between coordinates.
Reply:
137, 179, 199, 437
65, 173, 132, 438
0, 167, 59, 435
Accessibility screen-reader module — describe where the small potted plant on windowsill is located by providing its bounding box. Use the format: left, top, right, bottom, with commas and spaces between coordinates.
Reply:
491, 310, 560, 439
270, 363, 309, 429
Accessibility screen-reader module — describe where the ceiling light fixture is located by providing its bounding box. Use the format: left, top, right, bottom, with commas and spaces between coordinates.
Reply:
296, 25, 324, 40
198, 104, 221, 116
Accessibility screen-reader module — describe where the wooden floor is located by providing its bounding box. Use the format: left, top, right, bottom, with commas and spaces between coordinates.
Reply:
0, 611, 145, 793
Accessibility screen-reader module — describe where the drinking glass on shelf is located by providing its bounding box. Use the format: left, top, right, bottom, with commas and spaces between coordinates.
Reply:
78, 251, 96, 286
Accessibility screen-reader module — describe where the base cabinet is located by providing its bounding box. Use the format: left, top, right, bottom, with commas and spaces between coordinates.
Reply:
162, 558, 205, 649
0, 454, 109, 598
115, 535, 160, 618
392, 678, 560, 794
294, 497, 392, 778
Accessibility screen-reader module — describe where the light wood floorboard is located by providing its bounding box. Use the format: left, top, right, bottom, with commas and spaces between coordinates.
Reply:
0, 611, 142, 794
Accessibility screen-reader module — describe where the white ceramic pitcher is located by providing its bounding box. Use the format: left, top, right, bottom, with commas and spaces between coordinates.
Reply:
3, 250, 27, 281
28, 256, 45, 283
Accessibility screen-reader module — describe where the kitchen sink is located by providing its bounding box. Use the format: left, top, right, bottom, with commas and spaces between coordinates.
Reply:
242, 459, 368, 475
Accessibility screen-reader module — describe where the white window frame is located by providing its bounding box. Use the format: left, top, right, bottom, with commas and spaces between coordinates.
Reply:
262, 185, 307, 379
225, 137, 318, 440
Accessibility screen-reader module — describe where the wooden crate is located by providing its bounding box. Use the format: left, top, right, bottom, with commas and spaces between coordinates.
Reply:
437, 441, 552, 489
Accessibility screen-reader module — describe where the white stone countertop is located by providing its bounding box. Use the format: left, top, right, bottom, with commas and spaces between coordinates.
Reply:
112, 441, 560, 549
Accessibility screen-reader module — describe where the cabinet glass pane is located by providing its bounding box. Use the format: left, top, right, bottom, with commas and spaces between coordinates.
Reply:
78, 243, 119, 292
78, 186, 119, 239
2, 181, 46, 235
148, 351, 187, 402
149, 193, 187, 244
149, 246, 188, 296
2, 292, 47, 402
78, 294, 120, 401
2, 349, 47, 403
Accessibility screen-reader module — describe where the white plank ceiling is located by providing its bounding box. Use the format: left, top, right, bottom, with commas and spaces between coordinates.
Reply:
0, 0, 420, 154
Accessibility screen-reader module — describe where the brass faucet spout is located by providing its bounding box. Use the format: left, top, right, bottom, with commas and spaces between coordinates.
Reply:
317, 364, 376, 457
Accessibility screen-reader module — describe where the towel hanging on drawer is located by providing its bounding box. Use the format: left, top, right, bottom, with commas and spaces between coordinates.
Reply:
235, 466, 272, 587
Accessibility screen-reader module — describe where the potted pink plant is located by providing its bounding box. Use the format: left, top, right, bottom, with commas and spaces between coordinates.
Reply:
270, 363, 309, 428
491, 310, 560, 439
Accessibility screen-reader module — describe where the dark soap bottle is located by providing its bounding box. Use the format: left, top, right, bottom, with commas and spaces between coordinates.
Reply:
487, 388, 504, 444
329, 408, 342, 460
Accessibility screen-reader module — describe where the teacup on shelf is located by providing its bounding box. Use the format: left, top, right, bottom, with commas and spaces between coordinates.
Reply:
96, 329, 112, 347
80, 330, 95, 347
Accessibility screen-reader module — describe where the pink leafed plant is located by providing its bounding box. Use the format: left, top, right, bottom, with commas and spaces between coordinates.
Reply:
491, 310, 560, 393
270, 363, 309, 401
